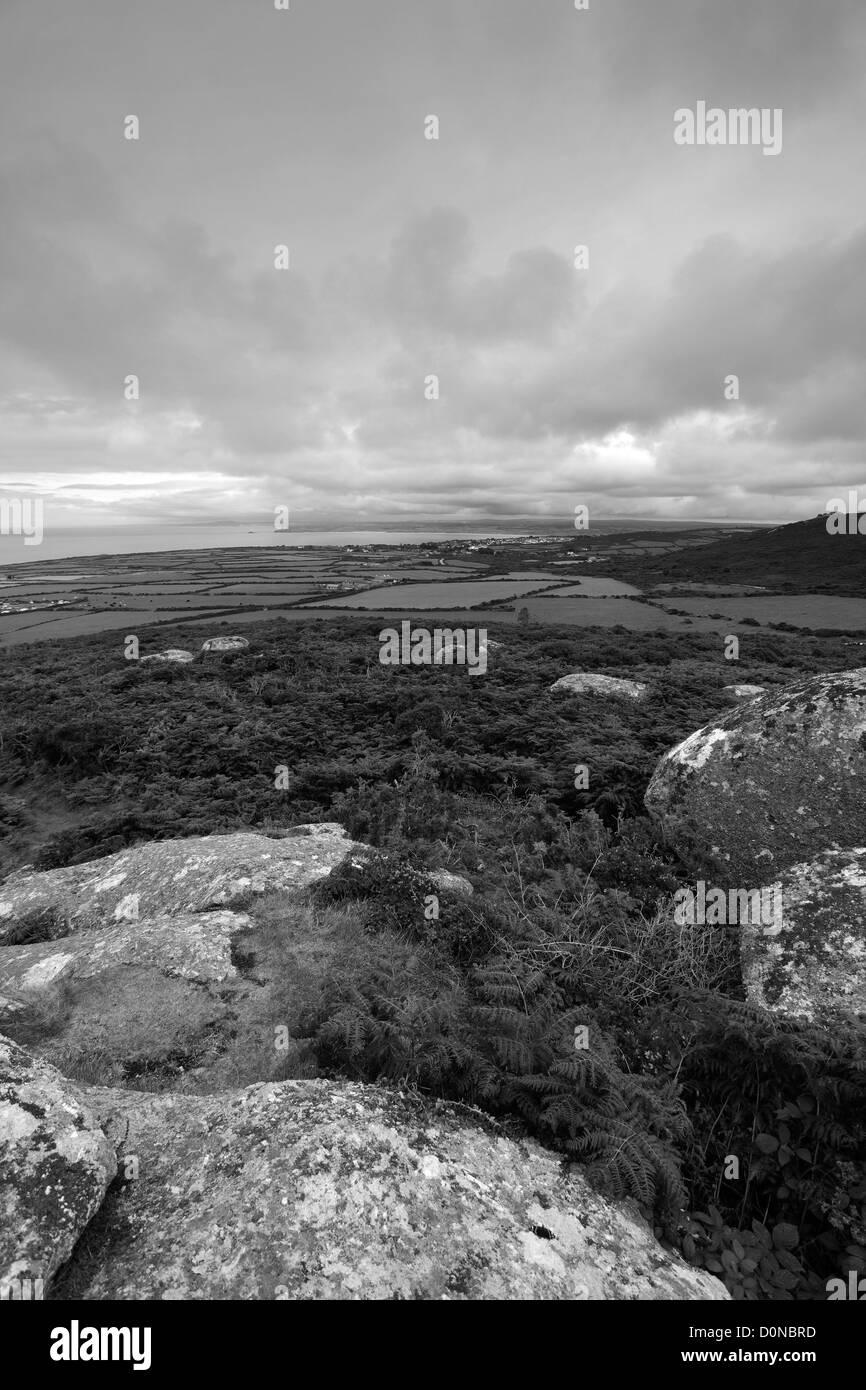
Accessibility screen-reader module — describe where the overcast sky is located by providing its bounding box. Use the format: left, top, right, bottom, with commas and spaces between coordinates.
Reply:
1, 0, 865, 533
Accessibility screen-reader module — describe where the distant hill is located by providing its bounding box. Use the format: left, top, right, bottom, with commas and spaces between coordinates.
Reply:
610, 515, 866, 596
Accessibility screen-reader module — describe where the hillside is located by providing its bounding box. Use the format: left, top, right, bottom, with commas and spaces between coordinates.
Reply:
606, 515, 866, 595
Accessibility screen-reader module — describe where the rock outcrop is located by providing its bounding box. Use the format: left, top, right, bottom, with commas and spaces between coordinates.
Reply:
0, 828, 365, 1085
52, 1078, 727, 1302
201, 635, 250, 653
0, 827, 359, 946
551, 673, 649, 701
425, 869, 473, 898
645, 669, 866, 883
724, 684, 765, 700
0, 909, 264, 1091
0, 809, 732, 1302
139, 648, 194, 664
0, 910, 252, 999
0, 1035, 116, 1298
740, 849, 866, 1023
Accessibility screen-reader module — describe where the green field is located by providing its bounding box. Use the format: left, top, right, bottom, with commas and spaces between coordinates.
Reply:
546, 577, 643, 596
4, 527, 861, 648
519, 597, 691, 629
657, 595, 866, 630
306, 579, 559, 609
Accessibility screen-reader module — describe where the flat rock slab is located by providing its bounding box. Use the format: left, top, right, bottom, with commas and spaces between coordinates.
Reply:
0, 910, 258, 1086
62, 1079, 727, 1302
201, 636, 250, 652
0, 1035, 115, 1298
551, 673, 649, 700
0, 911, 252, 997
741, 849, 866, 1023
645, 668, 866, 883
0, 828, 359, 946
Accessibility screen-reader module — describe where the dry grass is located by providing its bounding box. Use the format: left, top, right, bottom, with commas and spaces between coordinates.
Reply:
0, 975, 75, 1044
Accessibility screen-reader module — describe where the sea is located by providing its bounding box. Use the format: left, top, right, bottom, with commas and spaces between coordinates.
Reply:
0, 518, 753, 567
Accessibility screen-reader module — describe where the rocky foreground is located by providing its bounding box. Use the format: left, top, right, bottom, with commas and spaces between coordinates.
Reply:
2, 1042, 724, 1301
3, 666, 865, 1300
0, 819, 726, 1301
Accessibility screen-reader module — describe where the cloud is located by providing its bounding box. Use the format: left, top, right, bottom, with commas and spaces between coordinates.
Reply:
1, 0, 865, 528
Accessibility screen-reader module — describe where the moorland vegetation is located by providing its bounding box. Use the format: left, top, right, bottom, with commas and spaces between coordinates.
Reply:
1, 615, 864, 1301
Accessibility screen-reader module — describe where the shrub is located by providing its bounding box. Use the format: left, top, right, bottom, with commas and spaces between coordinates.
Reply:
674, 994, 866, 1299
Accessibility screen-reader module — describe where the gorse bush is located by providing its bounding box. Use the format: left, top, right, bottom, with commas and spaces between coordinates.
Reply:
317, 851, 431, 929
314, 844, 493, 963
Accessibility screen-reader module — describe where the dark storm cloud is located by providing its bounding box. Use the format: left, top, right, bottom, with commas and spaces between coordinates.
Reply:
0, 0, 864, 524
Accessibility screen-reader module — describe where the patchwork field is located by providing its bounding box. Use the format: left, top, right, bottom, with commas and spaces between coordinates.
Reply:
306, 579, 559, 609
655, 595, 866, 630
0, 546, 492, 646
3, 529, 851, 648
0, 608, 225, 647
546, 578, 643, 597
494, 570, 564, 581
518, 597, 694, 629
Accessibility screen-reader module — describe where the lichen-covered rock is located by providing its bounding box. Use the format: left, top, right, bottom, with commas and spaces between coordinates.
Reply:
0, 907, 256, 1072
140, 648, 194, 664
0, 994, 28, 1028
645, 669, 866, 883
0, 948, 76, 996
0, 910, 252, 998
0, 828, 360, 1086
0, 1035, 116, 1298
425, 869, 474, 898
551, 673, 649, 701
283, 822, 348, 840
61, 1079, 727, 1301
201, 635, 250, 653
0, 911, 262, 1088
741, 849, 866, 1023
724, 684, 765, 700
0, 829, 360, 946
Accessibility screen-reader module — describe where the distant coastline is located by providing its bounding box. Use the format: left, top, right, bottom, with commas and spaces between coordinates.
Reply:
0, 518, 764, 567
